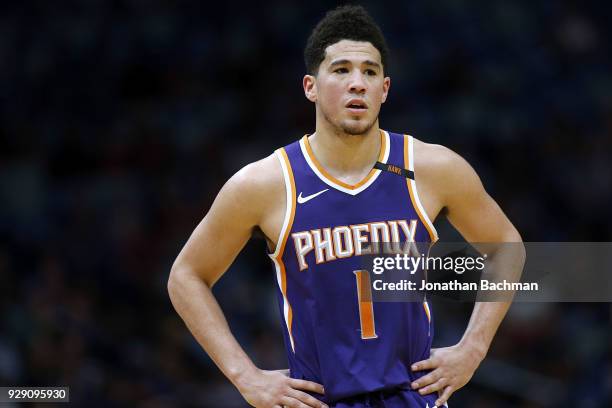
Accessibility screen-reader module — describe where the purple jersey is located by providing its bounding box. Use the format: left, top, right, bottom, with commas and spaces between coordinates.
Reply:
269, 130, 439, 405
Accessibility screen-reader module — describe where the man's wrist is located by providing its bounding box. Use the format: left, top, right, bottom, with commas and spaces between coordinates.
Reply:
458, 336, 488, 362
228, 363, 259, 391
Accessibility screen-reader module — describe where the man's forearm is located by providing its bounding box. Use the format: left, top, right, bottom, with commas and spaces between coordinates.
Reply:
168, 266, 257, 387
460, 242, 526, 357
459, 301, 511, 359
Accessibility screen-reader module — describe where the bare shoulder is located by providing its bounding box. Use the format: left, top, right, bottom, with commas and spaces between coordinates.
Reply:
231, 153, 284, 195
412, 138, 469, 175
224, 152, 284, 223
171, 152, 285, 286
411, 138, 521, 243
410, 138, 484, 220
412, 138, 480, 190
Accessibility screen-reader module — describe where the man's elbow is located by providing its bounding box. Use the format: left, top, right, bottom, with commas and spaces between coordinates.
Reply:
518, 241, 526, 264
168, 261, 213, 300
500, 228, 526, 268
168, 262, 185, 301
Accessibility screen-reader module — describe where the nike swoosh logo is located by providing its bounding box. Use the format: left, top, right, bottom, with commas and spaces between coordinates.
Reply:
297, 189, 329, 204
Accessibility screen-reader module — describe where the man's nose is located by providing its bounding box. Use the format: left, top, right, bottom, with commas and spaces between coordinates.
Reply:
349, 72, 367, 93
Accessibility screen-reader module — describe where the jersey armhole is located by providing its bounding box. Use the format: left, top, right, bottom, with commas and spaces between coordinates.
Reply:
269, 148, 296, 352
269, 148, 297, 258
403, 135, 439, 242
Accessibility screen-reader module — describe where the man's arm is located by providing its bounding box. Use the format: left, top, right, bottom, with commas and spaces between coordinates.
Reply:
168, 155, 327, 408
410, 143, 526, 407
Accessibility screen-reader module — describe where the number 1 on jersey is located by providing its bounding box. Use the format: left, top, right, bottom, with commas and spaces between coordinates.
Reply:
353, 270, 378, 339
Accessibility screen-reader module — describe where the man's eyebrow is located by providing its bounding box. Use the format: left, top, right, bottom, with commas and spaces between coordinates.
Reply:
328, 59, 382, 68
329, 59, 351, 67
363, 60, 381, 68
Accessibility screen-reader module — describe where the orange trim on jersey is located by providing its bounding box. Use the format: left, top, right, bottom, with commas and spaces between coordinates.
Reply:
354, 270, 378, 339
423, 301, 431, 323
302, 129, 387, 190
274, 148, 296, 348
273, 148, 297, 259
403, 136, 437, 242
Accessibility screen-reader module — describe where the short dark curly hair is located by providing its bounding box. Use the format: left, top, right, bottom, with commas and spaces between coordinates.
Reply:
304, 5, 389, 75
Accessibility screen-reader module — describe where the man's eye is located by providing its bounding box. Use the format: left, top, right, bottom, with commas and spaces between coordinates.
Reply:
365, 69, 377, 76
334, 68, 348, 74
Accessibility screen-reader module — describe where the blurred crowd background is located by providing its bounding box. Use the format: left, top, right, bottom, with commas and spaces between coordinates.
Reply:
1, 0, 611, 406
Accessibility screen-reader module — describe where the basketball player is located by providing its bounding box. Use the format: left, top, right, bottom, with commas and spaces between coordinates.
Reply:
168, 6, 524, 408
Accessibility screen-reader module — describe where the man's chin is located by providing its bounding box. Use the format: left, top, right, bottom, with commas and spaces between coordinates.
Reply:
340, 119, 376, 136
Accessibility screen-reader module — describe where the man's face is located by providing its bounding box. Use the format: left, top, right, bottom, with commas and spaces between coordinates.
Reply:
304, 40, 390, 135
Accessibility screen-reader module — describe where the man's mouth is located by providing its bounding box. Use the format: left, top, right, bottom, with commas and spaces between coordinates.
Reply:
346, 99, 368, 112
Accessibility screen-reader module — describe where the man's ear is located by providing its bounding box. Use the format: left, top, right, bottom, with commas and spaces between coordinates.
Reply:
381, 76, 391, 103
303, 75, 317, 102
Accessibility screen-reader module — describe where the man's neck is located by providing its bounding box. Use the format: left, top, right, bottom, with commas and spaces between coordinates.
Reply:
308, 122, 382, 185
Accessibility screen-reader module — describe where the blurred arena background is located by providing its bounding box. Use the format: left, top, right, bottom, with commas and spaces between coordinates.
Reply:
0, 0, 611, 406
